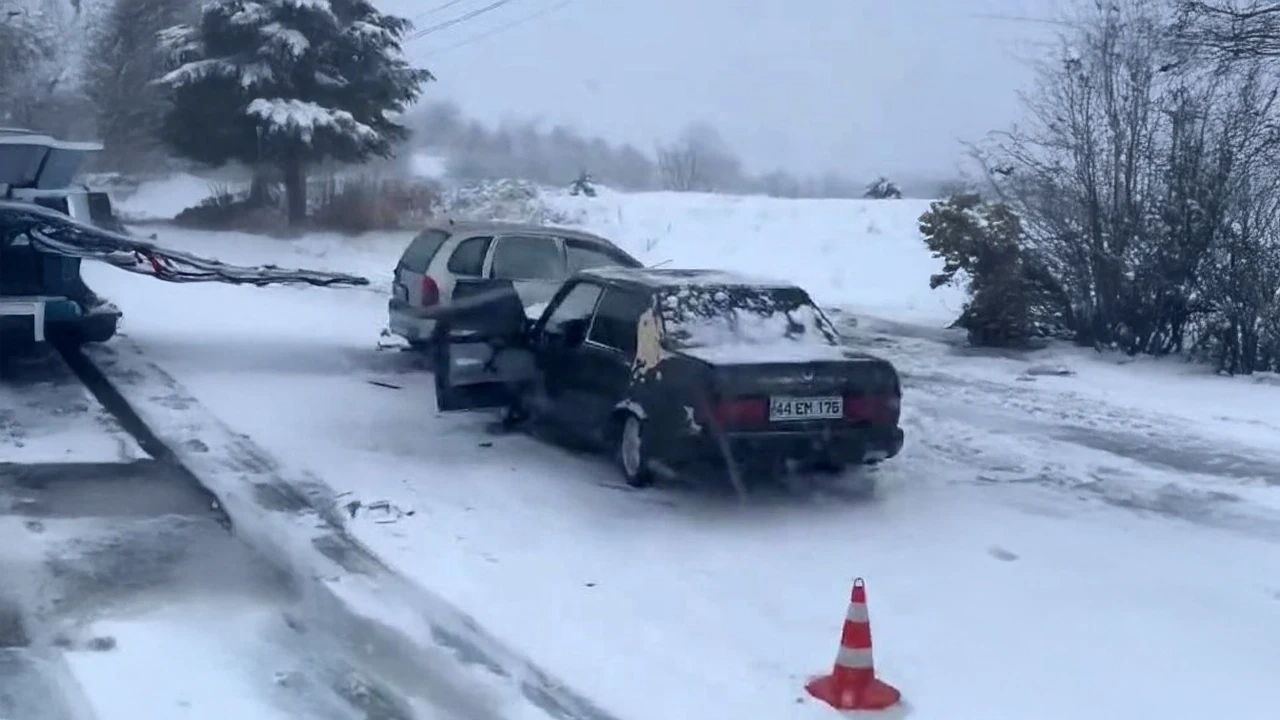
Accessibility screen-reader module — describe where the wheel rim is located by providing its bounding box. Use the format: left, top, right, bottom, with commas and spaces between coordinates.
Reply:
620, 417, 643, 478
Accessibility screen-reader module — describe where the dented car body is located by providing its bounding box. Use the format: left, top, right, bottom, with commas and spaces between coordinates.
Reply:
434, 267, 905, 488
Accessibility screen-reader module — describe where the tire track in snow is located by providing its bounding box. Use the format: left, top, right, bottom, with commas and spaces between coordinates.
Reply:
76, 337, 623, 720
834, 311, 1280, 539
0, 350, 454, 720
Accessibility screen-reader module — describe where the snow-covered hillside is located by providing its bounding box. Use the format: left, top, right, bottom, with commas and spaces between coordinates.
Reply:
79, 178, 1280, 720
111, 175, 965, 322
548, 188, 966, 324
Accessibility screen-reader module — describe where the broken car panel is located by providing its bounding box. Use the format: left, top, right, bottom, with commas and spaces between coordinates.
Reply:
433, 267, 905, 488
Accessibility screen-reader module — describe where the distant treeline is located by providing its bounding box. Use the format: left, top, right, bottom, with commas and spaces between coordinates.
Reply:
400, 101, 952, 198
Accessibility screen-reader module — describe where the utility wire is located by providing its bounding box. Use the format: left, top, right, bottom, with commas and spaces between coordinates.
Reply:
967, 12, 1074, 27
406, 0, 521, 42
421, 0, 576, 56
411, 0, 475, 23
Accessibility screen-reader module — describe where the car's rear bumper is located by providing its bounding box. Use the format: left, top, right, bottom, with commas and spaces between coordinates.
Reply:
0, 296, 121, 350
0, 297, 47, 345
671, 424, 904, 470
388, 298, 437, 343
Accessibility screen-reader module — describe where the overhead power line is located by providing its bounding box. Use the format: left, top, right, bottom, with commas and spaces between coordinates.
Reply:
406, 0, 521, 43
421, 0, 576, 56
967, 12, 1074, 27
411, 0, 475, 23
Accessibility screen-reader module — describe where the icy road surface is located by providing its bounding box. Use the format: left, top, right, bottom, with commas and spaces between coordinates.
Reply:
0, 353, 145, 465
0, 352, 521, 720
82, 190, 1280, 720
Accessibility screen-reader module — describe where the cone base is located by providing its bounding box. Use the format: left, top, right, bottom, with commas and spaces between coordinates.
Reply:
805, 673, 903, 712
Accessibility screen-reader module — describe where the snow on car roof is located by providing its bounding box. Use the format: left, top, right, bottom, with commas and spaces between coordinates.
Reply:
578, 266, 797, 289
426, 219, 614, 244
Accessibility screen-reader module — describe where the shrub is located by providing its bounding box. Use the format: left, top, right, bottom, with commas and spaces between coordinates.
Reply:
439, 179, 572, 224
919, 193, 1038, 347
864, 177, 902, 199
309, 174, 442, 234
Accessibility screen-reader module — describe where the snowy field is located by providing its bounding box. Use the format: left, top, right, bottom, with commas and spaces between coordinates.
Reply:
81, 179, 1280, 720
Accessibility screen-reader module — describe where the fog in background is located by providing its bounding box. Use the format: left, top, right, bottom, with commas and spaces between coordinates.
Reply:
382, 0, 1058, 186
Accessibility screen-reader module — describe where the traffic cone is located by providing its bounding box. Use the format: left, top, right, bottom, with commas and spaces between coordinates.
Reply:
806, 578, 903, 712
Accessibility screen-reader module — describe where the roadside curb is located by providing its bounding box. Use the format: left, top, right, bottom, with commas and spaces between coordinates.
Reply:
74, 337, 622, 720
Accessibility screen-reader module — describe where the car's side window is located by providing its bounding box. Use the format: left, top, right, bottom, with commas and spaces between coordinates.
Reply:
543, 282, 604, 334
400, 229, 450, 273
587, 288, 650, 358
446, 236, 492, 275
565, 239, 631, 273
490, 235, 565, 280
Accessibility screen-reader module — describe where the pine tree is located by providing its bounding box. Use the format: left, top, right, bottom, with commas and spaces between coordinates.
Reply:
864, 176, 902, 199
0, 3, 60, 126
156, 0, 433, 226
84, 0, 196, 172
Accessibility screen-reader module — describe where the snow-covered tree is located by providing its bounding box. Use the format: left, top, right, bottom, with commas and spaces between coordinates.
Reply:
84, 0, 196, 172
0, 2, 70, 128
156, 0, 433, 225
864, 176, 902, 199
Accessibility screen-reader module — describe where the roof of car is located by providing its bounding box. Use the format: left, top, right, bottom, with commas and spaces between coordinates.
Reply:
575, 266, 800, 291
426, 219, 616, 245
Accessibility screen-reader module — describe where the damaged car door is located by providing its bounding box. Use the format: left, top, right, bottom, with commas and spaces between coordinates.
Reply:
558, 286, 651, 442
526, 280, 604, 424
433, 277, 539, 412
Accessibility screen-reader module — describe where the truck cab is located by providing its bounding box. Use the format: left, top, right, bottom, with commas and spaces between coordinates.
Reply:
0, 129, 123, 357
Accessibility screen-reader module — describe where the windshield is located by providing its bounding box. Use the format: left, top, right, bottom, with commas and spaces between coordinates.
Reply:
657, 284, 838, 349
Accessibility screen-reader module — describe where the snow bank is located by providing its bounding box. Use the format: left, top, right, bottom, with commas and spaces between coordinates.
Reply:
548, 188, 965, 325
110, 177, 963, 329
114, 173, 217, 221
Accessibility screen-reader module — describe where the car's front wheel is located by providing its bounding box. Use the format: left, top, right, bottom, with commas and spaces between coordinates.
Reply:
615, 413, 654, 488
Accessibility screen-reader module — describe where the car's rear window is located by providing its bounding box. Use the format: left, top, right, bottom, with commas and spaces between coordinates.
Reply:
657, 285, 838, 349
447, 235, 492, 275
492, 235, 564, 280
566, 239, 640, 272
400, 229, 450, 272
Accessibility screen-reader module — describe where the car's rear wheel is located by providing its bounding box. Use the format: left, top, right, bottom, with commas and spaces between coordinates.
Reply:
615, 413, 654, 488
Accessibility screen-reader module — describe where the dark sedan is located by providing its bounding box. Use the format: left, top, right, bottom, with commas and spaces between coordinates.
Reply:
432, 267, 904, 491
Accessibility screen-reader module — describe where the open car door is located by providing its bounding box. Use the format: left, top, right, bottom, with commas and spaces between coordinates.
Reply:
434, 278, 540, 412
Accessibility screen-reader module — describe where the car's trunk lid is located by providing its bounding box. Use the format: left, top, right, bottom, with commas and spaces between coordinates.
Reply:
677, 347, 902, 430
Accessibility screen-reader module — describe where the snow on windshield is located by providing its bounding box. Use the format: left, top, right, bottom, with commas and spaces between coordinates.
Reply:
658, 285, 838, 350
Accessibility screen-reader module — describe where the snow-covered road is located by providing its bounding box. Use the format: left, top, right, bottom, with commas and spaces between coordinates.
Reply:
834, 312, 1280, 537
0, 351, 535, 720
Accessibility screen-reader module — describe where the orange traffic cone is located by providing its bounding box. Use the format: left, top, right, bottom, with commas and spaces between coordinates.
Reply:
806, 578, 903, 712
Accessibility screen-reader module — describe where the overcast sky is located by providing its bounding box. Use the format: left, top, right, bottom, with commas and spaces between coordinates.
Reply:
381, 0, 1059, 180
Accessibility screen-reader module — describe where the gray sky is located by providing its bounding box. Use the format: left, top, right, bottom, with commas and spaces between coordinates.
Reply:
383, 0, 1057, 179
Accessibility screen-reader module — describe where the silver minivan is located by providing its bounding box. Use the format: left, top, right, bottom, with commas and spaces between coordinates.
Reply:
387, 220, 643, 349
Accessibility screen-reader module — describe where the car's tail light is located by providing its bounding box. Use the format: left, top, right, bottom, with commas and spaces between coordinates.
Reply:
713, 398, 767, 429
877, 394, 901, 424
420, 275, 439, 305
844, 395, 873, 422
844, 393, 900, 424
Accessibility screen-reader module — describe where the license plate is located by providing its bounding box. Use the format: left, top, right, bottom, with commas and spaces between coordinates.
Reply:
769, 395, 842, 421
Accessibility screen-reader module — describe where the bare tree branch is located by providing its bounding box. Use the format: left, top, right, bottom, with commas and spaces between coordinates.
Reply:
1176, 1, 1280, 59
